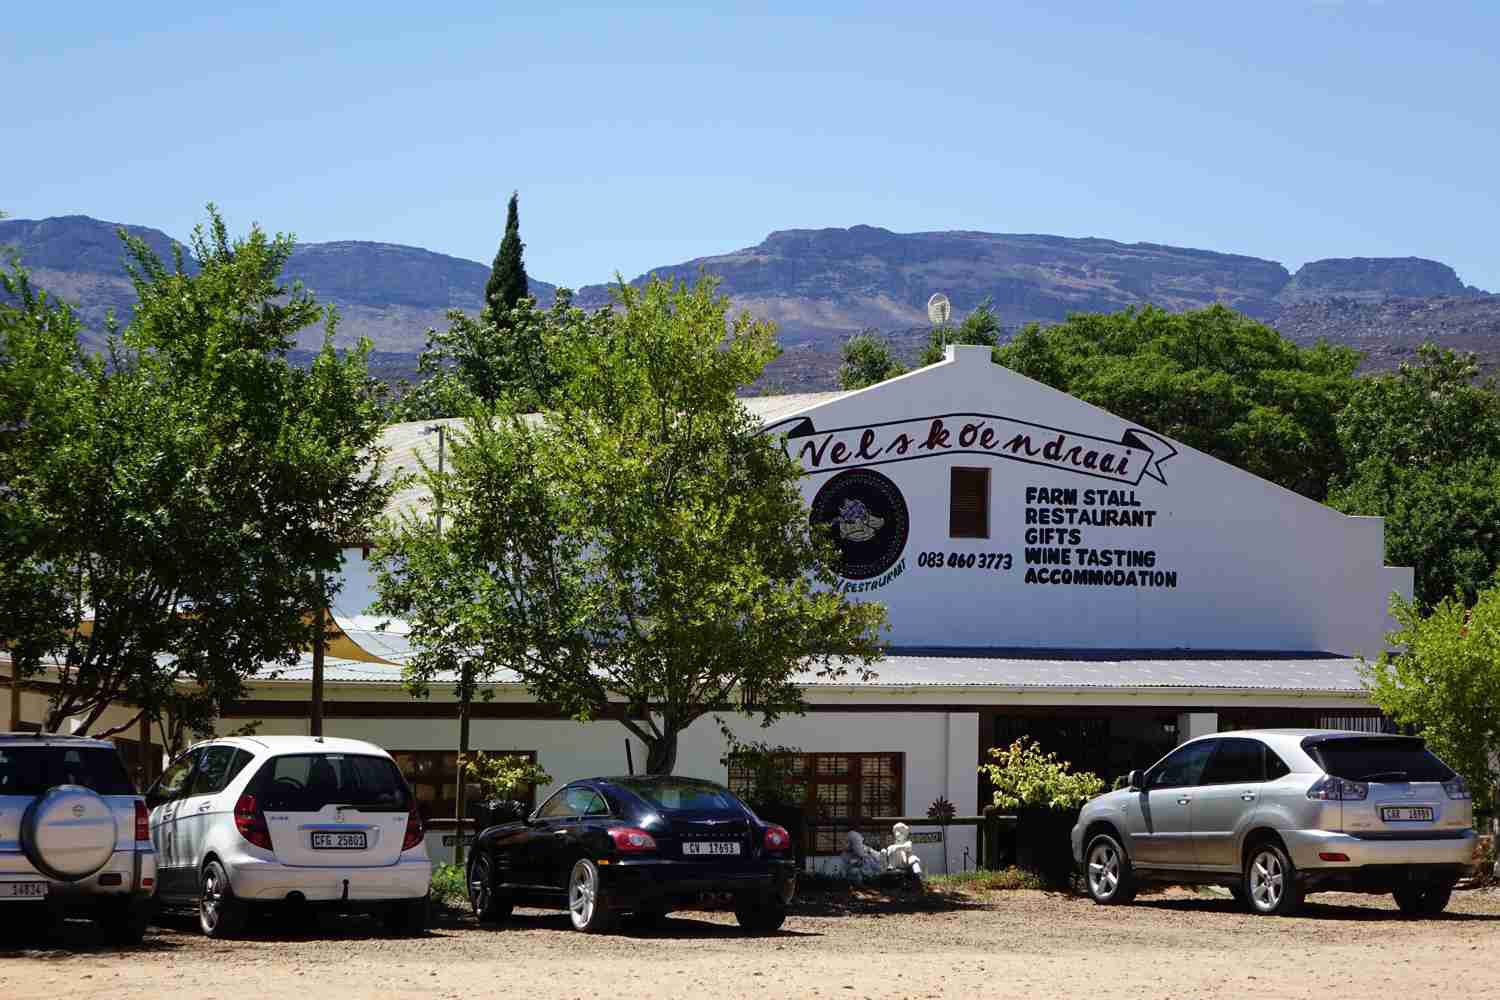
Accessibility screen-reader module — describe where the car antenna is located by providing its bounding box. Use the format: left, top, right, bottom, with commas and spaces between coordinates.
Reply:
625, 740, 634, 776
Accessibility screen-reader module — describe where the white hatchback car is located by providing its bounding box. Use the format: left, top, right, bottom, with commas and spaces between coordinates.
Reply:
145, 736, 431, 937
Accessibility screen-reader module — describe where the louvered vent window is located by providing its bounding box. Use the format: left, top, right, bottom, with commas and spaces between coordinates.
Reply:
949, 466, 990, 538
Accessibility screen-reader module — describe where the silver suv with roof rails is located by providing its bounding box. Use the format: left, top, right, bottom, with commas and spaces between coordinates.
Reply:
1071, 729, 1477, 916
0, 732, 157, 942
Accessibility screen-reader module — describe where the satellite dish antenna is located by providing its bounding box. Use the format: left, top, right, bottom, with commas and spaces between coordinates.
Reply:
927, 293, 952, 326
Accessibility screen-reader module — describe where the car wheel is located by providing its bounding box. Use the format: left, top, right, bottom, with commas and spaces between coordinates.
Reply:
1244, 842, 1303, 916
96, 897, 151, 945
734, 894, 787, 934
468, 853, 513, 924
1084, 833, 1137, 905
382, 896, 430, 936
568, 859, 614, 933
199, 860, 247, 939
1393, 884, 1452, 917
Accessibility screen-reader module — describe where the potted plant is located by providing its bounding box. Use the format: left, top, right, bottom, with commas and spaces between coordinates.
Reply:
720, 738, 807, 867
979, 738, 1104, 888
459, 752, 552, 829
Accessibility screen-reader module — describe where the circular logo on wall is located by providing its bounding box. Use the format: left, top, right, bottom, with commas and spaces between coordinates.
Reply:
810, 469, 910, 580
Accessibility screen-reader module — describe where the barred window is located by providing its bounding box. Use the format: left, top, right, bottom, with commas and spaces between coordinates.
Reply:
727, 751, 904, 855
390, 749, 539, 822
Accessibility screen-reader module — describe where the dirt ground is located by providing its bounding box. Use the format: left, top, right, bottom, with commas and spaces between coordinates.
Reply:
5, 887, 1500, 1000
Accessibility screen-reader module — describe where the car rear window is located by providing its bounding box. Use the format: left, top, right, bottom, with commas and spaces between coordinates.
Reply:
1307, 737, 1454, 783
613, 779, 741, 812
0, 746, 135, 797
251, 753, 411, 812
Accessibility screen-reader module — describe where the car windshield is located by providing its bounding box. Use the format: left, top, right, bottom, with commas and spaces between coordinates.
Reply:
1308, 738, 1454, 782
0, 746, 135, 797
614, 779, 741, 813
252, 753, 411, 812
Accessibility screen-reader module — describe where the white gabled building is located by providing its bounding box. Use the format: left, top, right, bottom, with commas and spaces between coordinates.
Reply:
211, 345, 1410, 870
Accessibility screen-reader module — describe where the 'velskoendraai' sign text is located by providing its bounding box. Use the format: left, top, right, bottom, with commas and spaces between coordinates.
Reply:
764, 413, 1178, 485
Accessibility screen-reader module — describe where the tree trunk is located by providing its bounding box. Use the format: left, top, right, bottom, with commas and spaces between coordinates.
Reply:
645, 729, 679, 774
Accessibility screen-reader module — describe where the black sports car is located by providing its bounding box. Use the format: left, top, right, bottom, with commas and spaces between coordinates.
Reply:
465, 775, 797, 933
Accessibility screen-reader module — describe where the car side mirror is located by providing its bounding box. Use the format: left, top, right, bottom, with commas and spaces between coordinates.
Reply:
1128, 770, 1144, 791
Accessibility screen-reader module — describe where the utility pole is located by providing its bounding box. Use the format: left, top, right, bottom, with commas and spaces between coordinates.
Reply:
423, 423, 470, 863
311, 588, 325, 738
8, 666, 20, 731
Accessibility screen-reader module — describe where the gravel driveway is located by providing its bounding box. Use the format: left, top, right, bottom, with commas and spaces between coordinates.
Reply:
5, 888, 1500, 999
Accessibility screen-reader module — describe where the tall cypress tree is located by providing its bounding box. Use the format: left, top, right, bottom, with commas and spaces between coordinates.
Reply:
485, 191, 529, 314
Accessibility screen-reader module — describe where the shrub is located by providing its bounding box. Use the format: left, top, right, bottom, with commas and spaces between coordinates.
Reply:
928, 868, 1045, 893
979, 738, 1105, 811
430, 863, 467, 907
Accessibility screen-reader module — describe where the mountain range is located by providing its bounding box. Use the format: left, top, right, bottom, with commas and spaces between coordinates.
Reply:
3, 214, 1495, 390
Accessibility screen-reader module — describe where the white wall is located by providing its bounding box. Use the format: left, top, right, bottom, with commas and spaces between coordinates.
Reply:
245, 706, 979, 873
769, 345, 1411, 657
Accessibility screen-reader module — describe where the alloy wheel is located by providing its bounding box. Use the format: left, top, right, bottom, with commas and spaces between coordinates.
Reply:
201, 867, 223, 932
1250, 849, 1284, 911
1088, 841, 1121, 899
469, 855, 491, 916
570, 862, 597, 929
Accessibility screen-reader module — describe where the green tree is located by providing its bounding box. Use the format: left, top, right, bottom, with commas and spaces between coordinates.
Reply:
485, 191, 529, 315
838, 329, 905, 390
374, 275, 888, 774
917, 296, 1003, 366
2, 208, 391, 738
995, 304, 1361, 500
1360, 589, 1500, 814
0, 256, 93, 717
1329, 345, 1500, 608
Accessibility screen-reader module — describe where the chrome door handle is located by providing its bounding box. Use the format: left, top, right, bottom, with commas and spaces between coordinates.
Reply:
1176, 797, 1191, 805
553, 830, 568, 837
1240, 793, 1257, 801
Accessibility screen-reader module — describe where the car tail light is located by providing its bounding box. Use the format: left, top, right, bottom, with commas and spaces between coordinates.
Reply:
607, 826, 657, 853
764, 825, 791, 851
234, 794, 274, 850
1307, 776, 1368, 801
401, 806, 425, 851
1443, 776, 1471, 800
134, 800, 150, 842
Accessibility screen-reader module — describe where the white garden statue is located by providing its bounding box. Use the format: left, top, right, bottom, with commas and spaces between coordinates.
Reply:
880, 821, 924, 880
839, 830, 883, 882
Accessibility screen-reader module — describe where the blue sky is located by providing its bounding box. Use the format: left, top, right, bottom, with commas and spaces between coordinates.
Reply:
3, 2, 1496, 291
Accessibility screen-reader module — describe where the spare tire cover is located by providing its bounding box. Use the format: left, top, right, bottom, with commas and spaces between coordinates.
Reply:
21, 785, 119, 882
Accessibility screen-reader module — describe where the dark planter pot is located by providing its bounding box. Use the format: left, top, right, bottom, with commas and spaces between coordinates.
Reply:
750, 802, 809, 871
1015, 806, 1081, 889
471, 798, 529, 830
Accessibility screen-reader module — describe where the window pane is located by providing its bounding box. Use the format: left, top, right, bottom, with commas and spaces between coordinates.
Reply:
950, 467, 989, 538
615, 779, 738, 812
253, 753, 410, 812
1200, 739, 1264, 784
189, 746, 240, 796
52, 747, 135, 795
0, 748, 46, 796
153, 753, 196, 801
1149, 741, 1215, 788
1265, 748, 1291, 780
1310, 738, 1453, 782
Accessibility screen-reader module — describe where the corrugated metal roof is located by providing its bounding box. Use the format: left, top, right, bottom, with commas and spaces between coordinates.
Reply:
253, 637, 1367, 694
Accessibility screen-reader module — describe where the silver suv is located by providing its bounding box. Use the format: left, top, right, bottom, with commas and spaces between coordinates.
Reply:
0, 733, 158, 942
1071, 730, 1477, 916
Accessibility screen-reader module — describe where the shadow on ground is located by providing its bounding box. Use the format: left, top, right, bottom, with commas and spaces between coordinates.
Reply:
1133, 894, 1500, 922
